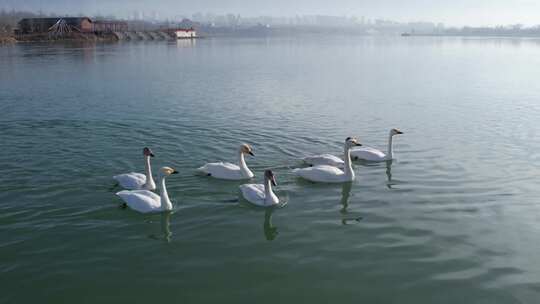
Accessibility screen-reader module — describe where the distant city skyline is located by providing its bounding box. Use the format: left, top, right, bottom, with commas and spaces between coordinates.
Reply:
1, 0, 539, 27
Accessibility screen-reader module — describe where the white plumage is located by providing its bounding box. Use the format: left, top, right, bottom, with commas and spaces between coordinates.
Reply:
350, 146, 387, 161
113, 147, 156, 190
116, 190, 162, 213
293, 137, 361, 183
198, 144, 255, 180
293, 165, 349, 183
113, 172, 147, 190
239, 184, 268, 206
239, 170, 279, 207
116, 167, 177, 214
197, 162, 251, 180
303, 153, 344, 167
350, 128, 403, 162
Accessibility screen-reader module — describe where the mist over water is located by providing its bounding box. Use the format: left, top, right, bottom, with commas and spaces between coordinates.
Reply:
3, 0, 540, 26
1, 36, 540, 303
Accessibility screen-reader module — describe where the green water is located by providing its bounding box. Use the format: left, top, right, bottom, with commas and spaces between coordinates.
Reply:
1, 36, 540, 303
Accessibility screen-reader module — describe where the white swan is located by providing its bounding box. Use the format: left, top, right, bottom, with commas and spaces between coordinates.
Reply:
351, 128, 403, 161
116, 167, 178, 214
113, 147, 156, 190
239, 170, 279, 207
197, 144, 255, 180
293, 137, 362, 183
303, 153, 345, 167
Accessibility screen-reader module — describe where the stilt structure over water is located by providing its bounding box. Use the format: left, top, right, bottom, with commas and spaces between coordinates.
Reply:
48, 19, 74, 37
16, 17, 198, 42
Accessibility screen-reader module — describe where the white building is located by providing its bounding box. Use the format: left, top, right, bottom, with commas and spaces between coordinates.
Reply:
175, 28, 197, 39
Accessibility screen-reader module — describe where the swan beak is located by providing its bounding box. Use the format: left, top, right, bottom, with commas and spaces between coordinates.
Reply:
149, 153, 155, 157
271, 177, 277, 186
171, 170, 179, 174
355, 143, 362, 146
397, 130, 404, 134
248, 151, 254, 156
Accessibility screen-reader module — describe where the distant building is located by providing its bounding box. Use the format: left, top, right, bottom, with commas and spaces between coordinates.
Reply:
18, 17, 93, 34
93, 21, 128, 33
175, 28, 196, 39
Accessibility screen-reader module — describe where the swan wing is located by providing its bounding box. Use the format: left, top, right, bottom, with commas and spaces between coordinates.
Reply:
303, 154, 344, 167
116, 190, 161, 213
197, 162, 244, 180
239, 184, 266, 206
293, 165, 346, 183
350, 147, 387, 161
113, 172, 146, 190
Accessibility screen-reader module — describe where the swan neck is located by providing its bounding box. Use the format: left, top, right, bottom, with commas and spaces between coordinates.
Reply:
344, 145, 355, 181
264, 179, 273, 197
144, 156, 155, 189
238, 151, 252, 177
159, 175, 172, 211
387, 134, 394, 160
264, 178, 278, 205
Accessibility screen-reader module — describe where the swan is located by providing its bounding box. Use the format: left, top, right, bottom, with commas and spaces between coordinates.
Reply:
197, 144, 255, 180
303, 153, 345, 167
116, 167, 178, 214
351, 128, 403, 161
293, 137, 362, 183
239, 170, 279, 207
113, 147, 156, 190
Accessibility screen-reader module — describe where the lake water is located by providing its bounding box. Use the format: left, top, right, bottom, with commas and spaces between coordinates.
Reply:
1, 36, 540, 303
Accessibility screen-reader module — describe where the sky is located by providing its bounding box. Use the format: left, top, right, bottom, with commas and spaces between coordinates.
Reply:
1, 0, 540, 26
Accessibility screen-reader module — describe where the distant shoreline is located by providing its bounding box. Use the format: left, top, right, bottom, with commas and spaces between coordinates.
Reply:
12, 32, 119, 43
0, 34, 17, 44
404, 33, 540, 39
0, 33, 120, 44
3, 31, 540, 46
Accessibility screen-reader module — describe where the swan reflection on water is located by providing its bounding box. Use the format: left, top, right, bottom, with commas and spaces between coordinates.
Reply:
385, 159, 403, 189
238, 196, 284, 241
340, 182, 363, 225
148, 211, 172, 242
386, 160, 393, 189
161, 212, 172, 242
263, 207, 279, 241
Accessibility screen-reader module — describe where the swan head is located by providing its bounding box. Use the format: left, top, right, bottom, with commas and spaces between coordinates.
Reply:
390, 128, 404, 136
240, 144, 254, 156
345, 137, 362, 148
264, 170, 277, 186
160, 166, 178, 176
143, 147, 155, 157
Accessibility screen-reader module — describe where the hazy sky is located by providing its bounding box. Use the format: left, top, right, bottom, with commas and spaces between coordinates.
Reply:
2, 0, 539, 26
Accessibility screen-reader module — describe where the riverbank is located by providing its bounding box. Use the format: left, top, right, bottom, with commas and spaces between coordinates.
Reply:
14, 32, 119, 43
0, 34, 17, 44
